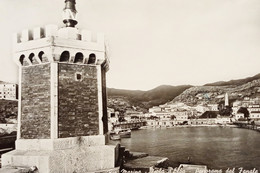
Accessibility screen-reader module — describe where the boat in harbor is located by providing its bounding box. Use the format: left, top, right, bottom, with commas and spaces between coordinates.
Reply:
109, 132, 121, 141
118, 129, 131, 138
109, 128, 131, 140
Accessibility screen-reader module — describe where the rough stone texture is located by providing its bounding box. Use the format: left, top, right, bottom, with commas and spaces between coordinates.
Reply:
2, 145, 117, 173
58, 63, 99, 138
21, 64, 51, 139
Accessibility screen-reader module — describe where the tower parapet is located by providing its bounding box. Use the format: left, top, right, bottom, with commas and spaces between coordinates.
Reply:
13, 25, 109, 71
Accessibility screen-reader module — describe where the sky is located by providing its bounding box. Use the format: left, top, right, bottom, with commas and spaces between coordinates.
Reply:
0, 0, 260, 90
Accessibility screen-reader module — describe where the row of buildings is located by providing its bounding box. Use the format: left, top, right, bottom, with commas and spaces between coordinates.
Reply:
108, 94, 260, 129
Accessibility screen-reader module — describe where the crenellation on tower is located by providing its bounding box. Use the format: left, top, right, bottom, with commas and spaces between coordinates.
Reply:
13, 25, 108, 71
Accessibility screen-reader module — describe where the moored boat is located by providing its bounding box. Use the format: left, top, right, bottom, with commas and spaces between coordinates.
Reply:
118, 129, 131, 138
109, 132, 121, 141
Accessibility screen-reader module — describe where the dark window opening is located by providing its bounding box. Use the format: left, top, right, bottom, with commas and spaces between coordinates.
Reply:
111, 113, 115, 118
75, 73, 82, 81
38, 51, 44, 62
20, 55, 25, 65
74, 52, 84, 63
60, 51, 70, 62
88, 53, 96, 64
29, 53, 35, 63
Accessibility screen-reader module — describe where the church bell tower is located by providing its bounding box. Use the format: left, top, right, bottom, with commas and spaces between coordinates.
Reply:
2, 1, 118, 172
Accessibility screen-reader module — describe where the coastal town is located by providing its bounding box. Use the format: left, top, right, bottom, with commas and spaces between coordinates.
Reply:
0, 0, 259, 172
1, 80, 260, 138
108, 93, 260, 132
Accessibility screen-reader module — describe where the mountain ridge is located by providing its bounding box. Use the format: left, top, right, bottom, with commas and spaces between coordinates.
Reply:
108, 73, 260, 113
107, 85, 192, 113
204, 73, 260, 86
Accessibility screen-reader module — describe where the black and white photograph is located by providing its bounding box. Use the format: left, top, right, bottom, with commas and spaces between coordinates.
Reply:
0, 0, 259, 172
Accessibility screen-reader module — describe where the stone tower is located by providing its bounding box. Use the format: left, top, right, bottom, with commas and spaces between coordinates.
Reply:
2, 1, 118, 172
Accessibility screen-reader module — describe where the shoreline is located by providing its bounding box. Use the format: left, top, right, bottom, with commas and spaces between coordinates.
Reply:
140, 124, 237, 129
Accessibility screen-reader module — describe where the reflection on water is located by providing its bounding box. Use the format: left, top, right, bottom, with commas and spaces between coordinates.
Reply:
109, 127, 260, 170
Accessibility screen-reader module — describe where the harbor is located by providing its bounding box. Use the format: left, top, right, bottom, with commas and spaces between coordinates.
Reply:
110, 127, 260, 171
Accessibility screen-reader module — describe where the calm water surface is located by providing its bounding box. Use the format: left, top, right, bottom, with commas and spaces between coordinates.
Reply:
110, 127, 260, 170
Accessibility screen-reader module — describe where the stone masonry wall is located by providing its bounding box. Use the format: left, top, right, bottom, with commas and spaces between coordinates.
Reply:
21, 64, 51, 139
58, 63, 99, 138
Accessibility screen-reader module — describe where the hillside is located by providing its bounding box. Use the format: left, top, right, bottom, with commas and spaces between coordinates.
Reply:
170, 79, 260, 106
204, 73, 260, 86
107, 85, 192, 113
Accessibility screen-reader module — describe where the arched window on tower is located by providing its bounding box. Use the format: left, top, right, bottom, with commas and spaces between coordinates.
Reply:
29, 53, 35, 63
88, 53, 96, 64
19, 55, 25, 65
60, 51, 70, 62
74, 52, 83, 63
38, 51, 44, 62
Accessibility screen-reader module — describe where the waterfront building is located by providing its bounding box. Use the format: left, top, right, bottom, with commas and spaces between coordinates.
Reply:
215, 117, 231, 124
150, 111, 172, 120
247, 104, 260, 120
2, 1, 118, 172
173, 111, 189, 123
146, 119, 175, 127
249, 111, 260, 120
190, 118, 216, 125
235, 113, 244, 120
248, 104, 260, 112
0, 82, 18, 100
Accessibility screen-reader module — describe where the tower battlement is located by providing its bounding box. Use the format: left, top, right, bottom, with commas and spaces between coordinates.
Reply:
13, 24, 109, 71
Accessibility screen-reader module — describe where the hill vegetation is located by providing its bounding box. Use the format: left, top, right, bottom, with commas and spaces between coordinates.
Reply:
171, 79, 260, 106
108, 73, 260, 114
204, 73, 260, 86
107, 85, 192, 113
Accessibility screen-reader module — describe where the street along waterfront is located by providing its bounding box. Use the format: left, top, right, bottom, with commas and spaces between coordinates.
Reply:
110, 127, 260, 170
